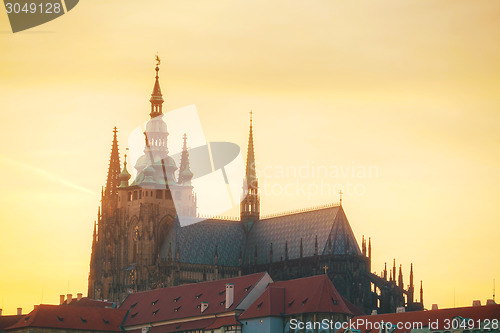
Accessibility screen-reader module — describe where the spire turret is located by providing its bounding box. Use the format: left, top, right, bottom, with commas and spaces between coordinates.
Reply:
150, 56, 164, 118
119, 151, 131, 187
105, 127, 121, 198
178, 133, 194, 185
398, 264, 404, 288
240, 111, 260, 232
420, 280, 424, 305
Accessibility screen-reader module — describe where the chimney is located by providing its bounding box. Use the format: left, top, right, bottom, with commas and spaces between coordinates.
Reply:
17, 308, 22, 315
486, 299, 496, 305
66, 294, 72, 304
0, 308, 2, 316
77, 293, 83, 301
396, 306, 405, 313
431, 304, 438, 310
472, 300, 481, 307
225, 283, 234, 309
60, 295, 65, 305
201, 302, 208, 313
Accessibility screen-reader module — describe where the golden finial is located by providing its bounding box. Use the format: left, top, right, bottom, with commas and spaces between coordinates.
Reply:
155, 54, 161, 66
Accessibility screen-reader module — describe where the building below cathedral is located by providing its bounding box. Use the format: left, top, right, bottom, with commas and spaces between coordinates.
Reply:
88, 63, 424, 315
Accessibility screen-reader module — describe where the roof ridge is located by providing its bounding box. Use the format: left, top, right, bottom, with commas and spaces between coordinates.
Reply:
122, 272, 266, 296
261, 202, 340, 220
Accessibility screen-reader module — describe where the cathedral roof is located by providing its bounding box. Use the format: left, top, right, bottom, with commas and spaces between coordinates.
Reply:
160, 219, 246, 266
244, 205, 361, 265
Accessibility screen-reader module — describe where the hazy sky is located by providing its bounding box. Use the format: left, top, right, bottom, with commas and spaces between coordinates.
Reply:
1, 0, 499, 315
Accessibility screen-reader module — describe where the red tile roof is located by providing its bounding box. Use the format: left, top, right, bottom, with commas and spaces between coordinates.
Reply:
346, 304, 500, 333
5, 304, 127, 332
239, 274, 353, 319
204, 315, 240, 329
0, 316, 24, 331
149, 318, 216, 333
120, 272, 268, 327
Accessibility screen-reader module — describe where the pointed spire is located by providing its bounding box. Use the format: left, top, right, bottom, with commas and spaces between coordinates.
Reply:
362, 235, 366, 256
105, 127, 121, 197
398, 264, 404, 288
420, 280, 424, 305
383, 263, 387, 280
150, 56, 164, 118
246, 110, 256, 186
368, 237, 372, 261
410, 263, 414, 287
393, 259, 396, 282
241, 111, 260, 230
178, 133, 194, 185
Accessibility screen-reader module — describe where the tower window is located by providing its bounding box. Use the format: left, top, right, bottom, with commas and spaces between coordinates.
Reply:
133, 191, 138, 200
156, 190, 163, 199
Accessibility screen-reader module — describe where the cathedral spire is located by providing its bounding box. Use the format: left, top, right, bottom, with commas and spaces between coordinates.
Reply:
178, 133, 194, 185
398, 264, 404, 288
240, 111, 260, 232
420, 280, 424, 305
149, 56, 164, 118
105, 127, 121, 198
246, 111, 256, 182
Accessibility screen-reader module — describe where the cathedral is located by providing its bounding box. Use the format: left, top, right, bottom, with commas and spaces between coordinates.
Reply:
88, 63, 424, 315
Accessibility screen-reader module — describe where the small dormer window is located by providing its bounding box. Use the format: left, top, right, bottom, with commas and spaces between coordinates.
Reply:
173, 296, 181, 302
195, 293, 203, 299
152, 299, 159, 305
153, 309, 159, 315
174, 306, 181, 312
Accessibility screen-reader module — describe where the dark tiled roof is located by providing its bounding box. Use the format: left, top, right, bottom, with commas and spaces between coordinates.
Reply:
161, 219, 245, 266
5, 305, 127, 332
0, 316, 24, 331
347, 304, 500, 333
244, 206, 360, 265
239, 274, 353, 320
120, 272, 268, 327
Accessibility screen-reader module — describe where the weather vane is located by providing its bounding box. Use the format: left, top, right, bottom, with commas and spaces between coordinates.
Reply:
155, 54, 161, 66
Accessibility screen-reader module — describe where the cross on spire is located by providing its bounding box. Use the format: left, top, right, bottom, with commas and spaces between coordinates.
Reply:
339, 189, 343, 206
322, 265, 328, 274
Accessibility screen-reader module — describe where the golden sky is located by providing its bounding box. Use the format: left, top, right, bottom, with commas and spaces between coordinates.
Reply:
1, 0, 499, 315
